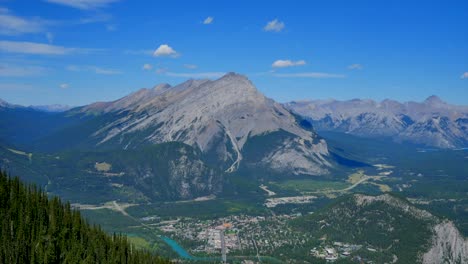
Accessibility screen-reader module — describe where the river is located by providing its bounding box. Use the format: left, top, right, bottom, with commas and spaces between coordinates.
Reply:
161, 236, 283, 263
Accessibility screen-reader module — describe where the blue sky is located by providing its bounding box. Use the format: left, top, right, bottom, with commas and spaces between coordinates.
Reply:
0, 0, 467, 106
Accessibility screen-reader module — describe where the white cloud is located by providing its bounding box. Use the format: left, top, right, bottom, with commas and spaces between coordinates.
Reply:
44, 0, 120, 10
66, 65, 122, 75
348, 63, 363, 70
153, 44, 179, 57
0, 40, 91, 55
273, 72, 345, 78
60, 83, 69, 89
0, 63, 47, 77
184, 64, 198, 69
46, 32, 54, 43
142, 63, 152, 70
264, 19, 285, 32
0, 9, 49, 35
272, 59, 306, 68
461, 72, 468, 79
165, 72, 225, 78
203, 16, 214, 24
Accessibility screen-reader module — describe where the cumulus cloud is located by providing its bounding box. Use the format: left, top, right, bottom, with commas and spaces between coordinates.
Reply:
0, 63, 47, 77
59, 83, 69, 89
348, 64, 363, 70
0, 8, 49, 35
272, 60, 306, 68
44, 0, 120, 10
153, 44, 179, 57
461, 72, 468, 79
142, 63, 152, 70
264, 19, 285, 32
203, 16, 214, 24
0, 40, 92, 55
273, 72, 345, 78
184, 64, 198, 69
67, 65, 122, 75
165, 72, 225, 78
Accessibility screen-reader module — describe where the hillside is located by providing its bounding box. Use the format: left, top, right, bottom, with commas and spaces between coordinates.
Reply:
293, 193, 468, 263
0, 170, 169, 264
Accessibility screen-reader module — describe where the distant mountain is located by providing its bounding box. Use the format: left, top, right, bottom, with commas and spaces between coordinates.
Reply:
0, 100, 81, 149
30, 104, 72, 112
286, 96, 468, 148
294, 193, 468, 263
57, 73, 331, 176
0, 98, 73, 112
0, 98, 10, 108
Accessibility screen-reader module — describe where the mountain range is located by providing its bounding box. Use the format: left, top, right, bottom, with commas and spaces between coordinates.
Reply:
0, 73, 336, 201
286, 96, 468, 149
1, 74, 467, 202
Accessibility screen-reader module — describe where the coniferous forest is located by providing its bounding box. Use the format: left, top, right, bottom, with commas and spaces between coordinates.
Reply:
0, 171, 169, 264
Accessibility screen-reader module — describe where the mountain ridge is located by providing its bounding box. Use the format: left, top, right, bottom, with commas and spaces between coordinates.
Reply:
286, 96, 468, 148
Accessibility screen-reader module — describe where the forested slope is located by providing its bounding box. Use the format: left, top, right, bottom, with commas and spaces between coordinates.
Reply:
0, 171, 169, 264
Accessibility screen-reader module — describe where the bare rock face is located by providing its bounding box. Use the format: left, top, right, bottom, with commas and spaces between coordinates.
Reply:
422, 221, 468, 264
167, 153, 219, 199
261, 137, 330, 175
286, 96, 468, 149
78, 73, 331, 175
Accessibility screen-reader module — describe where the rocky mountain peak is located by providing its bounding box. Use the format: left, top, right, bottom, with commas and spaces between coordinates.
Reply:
0, 98, 9, 108
222, 71, 245, 79
424, 95, 445, 107
152, 83, 171, 93
76, 74, 331, 175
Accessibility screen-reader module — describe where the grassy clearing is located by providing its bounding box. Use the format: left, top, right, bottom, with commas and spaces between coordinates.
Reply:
95, 162, 112, 172
347, 170, 366, 184
128, 236, 151, 249
370, 182, 392, 192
